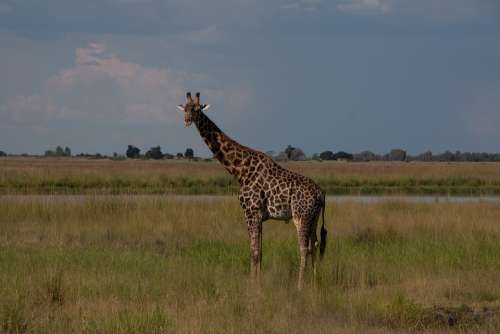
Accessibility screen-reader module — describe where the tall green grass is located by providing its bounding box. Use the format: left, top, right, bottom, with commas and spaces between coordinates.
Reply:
3, 172, 500, 196
1, 198, 499, 333
2, 158, 500, 195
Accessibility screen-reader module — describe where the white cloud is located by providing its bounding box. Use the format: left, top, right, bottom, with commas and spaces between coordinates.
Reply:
281, 3, 300, 10
281, 0, 322, 11
1, 43, 202, 126
337, 0, 391, 15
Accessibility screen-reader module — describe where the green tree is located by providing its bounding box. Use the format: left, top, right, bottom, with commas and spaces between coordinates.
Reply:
388, 149, 407, 161
319, 151, 335, 160
334, 151, 353, 160
184, 148, 194, 159
284, 145, 306, 161
417, 150, 432, 161
354, 151, 377, 161
55, 146, 64, 156
126, 145, 141, 159
145, 146, 163, 160
284, 145, 295, 159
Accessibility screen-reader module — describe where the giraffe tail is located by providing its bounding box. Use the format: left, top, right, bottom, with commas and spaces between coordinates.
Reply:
319, 194, 327, 260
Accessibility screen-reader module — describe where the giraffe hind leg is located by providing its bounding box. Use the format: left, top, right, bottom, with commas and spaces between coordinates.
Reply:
309, 211, 321, 279
293, 216, 311, 290
309, 230, 318, 279
294, 210, 321, 290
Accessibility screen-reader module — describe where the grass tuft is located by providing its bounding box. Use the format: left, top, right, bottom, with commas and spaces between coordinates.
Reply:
2, 158, 500, 195
0, 197, 499, 333
1, 295, 29, 334
45, 270, 65, 306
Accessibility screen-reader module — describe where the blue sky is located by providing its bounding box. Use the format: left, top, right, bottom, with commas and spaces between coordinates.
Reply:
1, 0, 499, 156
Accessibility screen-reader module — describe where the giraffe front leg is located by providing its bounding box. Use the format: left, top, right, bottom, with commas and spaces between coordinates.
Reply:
247, 218, 262, 279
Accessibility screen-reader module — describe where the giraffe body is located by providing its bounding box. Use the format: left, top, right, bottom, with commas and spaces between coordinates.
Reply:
178, 92, 327, 289
237, 149, 323, 223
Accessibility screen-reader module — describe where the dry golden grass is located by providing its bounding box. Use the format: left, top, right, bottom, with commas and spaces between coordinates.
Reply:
1, 197, 499, 333
3, 157, 500, 179
2, 157, 500, 195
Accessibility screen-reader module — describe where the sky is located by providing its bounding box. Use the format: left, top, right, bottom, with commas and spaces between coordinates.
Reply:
1, 0, 499, 157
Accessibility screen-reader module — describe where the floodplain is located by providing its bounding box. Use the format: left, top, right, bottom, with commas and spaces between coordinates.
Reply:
2, 157, 500, 195
1, 158, 499, 333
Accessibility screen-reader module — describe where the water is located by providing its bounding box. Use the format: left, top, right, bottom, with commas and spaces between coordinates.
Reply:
1, 194, 500, 204
327, 195, 500, 204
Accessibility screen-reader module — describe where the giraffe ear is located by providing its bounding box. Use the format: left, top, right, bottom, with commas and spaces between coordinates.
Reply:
201, 104, 211, 111
176, 105, 185, 112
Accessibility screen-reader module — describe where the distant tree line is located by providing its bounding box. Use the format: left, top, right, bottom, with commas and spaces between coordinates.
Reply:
267, 146, 500, 162
408, 150, 500, 162
1, 145, 500, 162
44, 146, 71, 157
310, 148, 500, 162
126, 145, 196, 160
0, 145, 197, 160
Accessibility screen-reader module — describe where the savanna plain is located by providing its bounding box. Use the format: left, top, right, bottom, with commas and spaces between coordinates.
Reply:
1, 158, 500, 333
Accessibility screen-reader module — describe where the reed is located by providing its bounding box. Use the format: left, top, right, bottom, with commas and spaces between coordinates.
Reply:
2, 157, 500, 195
1, 197, 499, 333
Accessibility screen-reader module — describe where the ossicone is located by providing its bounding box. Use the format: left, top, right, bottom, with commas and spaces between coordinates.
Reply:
195, 92, 201, 105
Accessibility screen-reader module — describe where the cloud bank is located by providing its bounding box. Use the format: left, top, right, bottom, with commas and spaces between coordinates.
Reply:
337, 0, 391, 15
1, 43, 201, 127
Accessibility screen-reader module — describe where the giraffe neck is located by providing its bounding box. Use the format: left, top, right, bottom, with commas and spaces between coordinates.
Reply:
194, 111, 247, 180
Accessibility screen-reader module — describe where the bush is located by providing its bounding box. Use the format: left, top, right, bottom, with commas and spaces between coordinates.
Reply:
126, 145, 141, 159
145, 146, 163, 160
185, 148, 194, 159
334, 151, 353, 160
284, 145, 306, 161
320, 151, 335, 160
388, 149, 407, 161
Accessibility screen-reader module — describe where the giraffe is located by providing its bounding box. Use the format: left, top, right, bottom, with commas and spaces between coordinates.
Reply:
177, 92, 327, 289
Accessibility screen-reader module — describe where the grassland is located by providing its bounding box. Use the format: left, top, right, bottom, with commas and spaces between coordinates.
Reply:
1, 197, 499, 333
2, 157, 500, 195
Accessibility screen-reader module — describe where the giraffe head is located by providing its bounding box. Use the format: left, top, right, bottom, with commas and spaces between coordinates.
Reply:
177, 92, 211, 127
